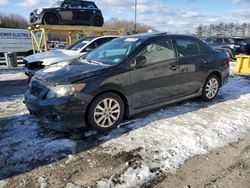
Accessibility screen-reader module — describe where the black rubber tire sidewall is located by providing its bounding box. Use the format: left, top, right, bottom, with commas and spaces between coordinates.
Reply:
87, 93, 125, 132
43, 14, 58, 25
92, 17, 103, 26
201, 74, 220, 101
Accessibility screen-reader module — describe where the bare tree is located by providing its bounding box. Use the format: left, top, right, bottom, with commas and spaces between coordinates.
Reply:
104, 18, 155, 34
196, 24, 204, 38
196, 22, 250, 38
0, 13, 29, 29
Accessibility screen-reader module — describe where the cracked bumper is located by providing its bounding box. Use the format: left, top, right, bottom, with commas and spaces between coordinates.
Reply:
25, 91, 92, 132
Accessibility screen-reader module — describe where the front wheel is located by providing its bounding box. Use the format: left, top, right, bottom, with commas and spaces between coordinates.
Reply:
87, 93, 125, 132
201, 74, 220, 101
43, 13, 59, 25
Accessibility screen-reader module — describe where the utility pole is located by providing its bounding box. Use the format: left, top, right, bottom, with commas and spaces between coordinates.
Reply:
134, 0, 137, 33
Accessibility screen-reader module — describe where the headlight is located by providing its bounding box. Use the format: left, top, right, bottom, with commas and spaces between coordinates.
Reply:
36, 8, 43, 15
46, 83, 86, 99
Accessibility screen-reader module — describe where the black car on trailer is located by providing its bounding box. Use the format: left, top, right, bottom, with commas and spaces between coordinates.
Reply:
25, 33, 229, 133
30, 0, 104, 26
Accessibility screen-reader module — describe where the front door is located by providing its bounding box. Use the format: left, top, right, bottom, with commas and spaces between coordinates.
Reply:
130, 38, 181, 109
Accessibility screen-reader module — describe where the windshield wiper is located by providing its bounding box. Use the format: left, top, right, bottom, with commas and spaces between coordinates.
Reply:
89, 60, 109, 66
79, 59, 109, 66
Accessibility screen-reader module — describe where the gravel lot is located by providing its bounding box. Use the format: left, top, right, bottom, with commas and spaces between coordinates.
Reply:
0, 62, 249, 188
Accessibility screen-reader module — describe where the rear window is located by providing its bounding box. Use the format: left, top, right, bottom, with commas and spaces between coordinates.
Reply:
176, 38, 201, 57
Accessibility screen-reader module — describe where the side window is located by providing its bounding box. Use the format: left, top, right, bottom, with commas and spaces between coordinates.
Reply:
83, 2, 97, 9
176, 38, 201, 57
63, 2, 71, 8
70, 1, 81, 8
137, 39, 175, 65
87, 41, 98, 49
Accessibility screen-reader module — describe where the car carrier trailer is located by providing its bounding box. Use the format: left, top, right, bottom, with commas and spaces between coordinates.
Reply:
29, 24, 125, 54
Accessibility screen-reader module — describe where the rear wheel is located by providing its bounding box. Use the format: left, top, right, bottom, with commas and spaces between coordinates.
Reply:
87, 93, 125, 132
92, 17, 103, 26
43, 13, 59, 25
201, 74, 220, 101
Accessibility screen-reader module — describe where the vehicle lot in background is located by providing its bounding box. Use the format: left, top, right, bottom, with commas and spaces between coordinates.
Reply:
231, 37, 249, 54
205, 37, 236, 58
24, 33, 229, 133
30, 0, 104, 26
23, 36, 118, 79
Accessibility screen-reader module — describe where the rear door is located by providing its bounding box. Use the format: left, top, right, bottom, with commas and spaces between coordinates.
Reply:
130, 37, 181, 109
174, 37, 210, 95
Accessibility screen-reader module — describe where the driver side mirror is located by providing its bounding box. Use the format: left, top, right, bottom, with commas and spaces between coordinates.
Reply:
131, 56, 146, 68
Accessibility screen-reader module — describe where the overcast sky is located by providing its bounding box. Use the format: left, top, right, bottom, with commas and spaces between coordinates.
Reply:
0, 0, 249, 33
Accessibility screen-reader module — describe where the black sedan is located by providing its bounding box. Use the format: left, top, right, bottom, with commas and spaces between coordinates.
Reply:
30, 0, 104, 26
25, 33, 229, 133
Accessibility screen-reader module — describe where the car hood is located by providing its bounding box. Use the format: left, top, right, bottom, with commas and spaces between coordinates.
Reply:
34, 60, 110, 84
24, 50, 83, 66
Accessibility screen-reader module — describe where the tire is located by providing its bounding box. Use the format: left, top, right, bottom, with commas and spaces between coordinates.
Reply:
87, 93, 125, 132
43, 13, 59, 25
201, 74, 220, 101
92, 17, 103, 27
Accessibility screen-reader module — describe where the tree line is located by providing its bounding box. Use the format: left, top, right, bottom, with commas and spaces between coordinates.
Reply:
104, 18, 155, 34
196, 23, 250, 39
0, 13, 29, 29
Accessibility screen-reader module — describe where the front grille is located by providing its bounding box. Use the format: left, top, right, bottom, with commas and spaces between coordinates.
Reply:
31, 86, 43, 97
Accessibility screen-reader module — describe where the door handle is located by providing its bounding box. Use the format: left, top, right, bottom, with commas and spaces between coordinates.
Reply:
170, 65, 177, 71
201, 58, 208, 64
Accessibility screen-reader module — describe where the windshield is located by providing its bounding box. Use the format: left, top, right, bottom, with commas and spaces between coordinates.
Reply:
65, 37, 96, 51
84, 37, 145, 65
244, 38, 250, 43
51, 0, 64, 7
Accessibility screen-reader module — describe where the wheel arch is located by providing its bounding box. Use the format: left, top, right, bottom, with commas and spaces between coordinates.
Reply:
42, 11, 61, 24
207, 71, 222, 87
90, 15, 104, 26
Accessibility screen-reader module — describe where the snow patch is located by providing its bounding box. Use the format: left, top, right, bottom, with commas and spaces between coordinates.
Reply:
0, 94, 27, 118
39, 176, 48, 188
97, 75, 250, 187
0, 179, 9, 188
0, 69, 26, 81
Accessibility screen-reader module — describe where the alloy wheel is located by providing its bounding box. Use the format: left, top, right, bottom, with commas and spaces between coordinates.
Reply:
94, 98, 121, 128
205, 78, 219, 99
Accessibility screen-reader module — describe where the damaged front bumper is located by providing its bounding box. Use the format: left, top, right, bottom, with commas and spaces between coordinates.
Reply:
24, 67, 40, 79
25, 90, 92, 132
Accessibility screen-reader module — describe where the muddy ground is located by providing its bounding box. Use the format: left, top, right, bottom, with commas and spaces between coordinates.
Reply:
154, 134, 250, 188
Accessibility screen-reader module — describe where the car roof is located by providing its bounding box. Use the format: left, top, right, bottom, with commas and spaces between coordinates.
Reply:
120, 32, 198, 40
